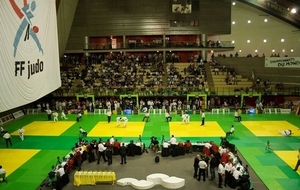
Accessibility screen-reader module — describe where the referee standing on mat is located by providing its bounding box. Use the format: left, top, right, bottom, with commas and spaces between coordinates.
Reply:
106, 109, 112, 123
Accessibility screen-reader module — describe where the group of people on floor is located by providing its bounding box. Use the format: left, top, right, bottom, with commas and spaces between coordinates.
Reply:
193, 139, 253, 189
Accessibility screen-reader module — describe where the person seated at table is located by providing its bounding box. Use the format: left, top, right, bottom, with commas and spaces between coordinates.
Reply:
162, 141, 170, 157
127, 140, 136, 156
230, 167, 243, 188
79, 127, 87, 137
113, 139, 121, 155
278, 129, 292, 136
226, 125, 235, 137
210, 141, 219, 154
56, 165, 65, 178
185, 140, 192, 154
178, 141, 185, 155
220, 149, 230, 164
203, 141, 212, 157
104, 139, 111, 147
152, 137, 160, 153
65, 154, 75, 173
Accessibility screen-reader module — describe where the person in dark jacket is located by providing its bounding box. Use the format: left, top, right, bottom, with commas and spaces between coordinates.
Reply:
106, 147, 113, 165
120, 143, 127, 164
209, 153, 219, 181
193, 154, 201, 178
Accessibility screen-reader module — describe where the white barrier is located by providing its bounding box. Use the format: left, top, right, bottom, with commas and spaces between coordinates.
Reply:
26, 109, 39, 114
280, 109, 291, 114
93, 109, 108, 114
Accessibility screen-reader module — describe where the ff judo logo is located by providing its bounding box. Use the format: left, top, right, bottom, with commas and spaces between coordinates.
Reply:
10, 0, 45, 79
10, 0, 44, 57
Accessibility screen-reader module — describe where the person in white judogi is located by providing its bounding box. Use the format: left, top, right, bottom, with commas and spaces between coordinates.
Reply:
181, 114, 189, 124
116, 116, 128, 127
53, 111, 58, 122
18, 128, 25, 141
61, 110, 68, 119
185, 113, 190, 123
278, 129, 292, 136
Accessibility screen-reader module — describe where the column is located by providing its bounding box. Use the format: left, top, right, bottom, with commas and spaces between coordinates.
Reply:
163, 34, 166, 63
200, 34, 207, 61
123, 35, 126, 54
84, 36, 90, 58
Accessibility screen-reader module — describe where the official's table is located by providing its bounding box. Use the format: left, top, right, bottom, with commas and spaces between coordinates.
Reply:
74, 171, 116, 186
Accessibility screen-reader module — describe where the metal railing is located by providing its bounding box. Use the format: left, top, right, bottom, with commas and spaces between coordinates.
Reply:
53, 86, 300, 97
84, 40, 235, 50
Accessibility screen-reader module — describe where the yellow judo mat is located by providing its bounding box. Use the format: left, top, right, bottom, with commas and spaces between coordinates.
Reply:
0, 149, 40, 177
169, 122, 226, 137
11, 121, 75, 136
242, 121, 300, 136
274, 150, 300, 174
88, 122, 145, 137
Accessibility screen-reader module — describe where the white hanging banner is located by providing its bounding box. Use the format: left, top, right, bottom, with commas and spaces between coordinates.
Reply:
0, 0, 61, 112
265, 57, 300, 68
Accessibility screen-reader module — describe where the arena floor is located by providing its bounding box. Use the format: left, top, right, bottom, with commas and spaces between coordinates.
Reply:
0, 112, 299, 190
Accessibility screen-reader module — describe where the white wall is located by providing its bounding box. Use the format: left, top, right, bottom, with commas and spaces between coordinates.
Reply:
208, 1, 300, 57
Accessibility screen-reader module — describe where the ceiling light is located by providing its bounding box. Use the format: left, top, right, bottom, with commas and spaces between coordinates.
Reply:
232, 21, 235, 25
281, 39, 284, 42
291, 49, 294, 52
264, 19, 268, 22
232, 2, 236, 6
255, 50, 258, 52
272, 49, 275, 52
247, 40, 250, 43
291, 8, 297, 14
231, 40, 235, 44
247, 20, 251, 24
263, 39, 267, 43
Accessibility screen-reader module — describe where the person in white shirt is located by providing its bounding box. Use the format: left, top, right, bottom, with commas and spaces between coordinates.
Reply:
226, 125, 235, 137
116, 116, 128, 127
53, 111, 58, 122
61, 110, 68, 120
218, 162, 226, 188
3, 131, 12, 148
201, 111, 205, 126
56, 165, 65, 177
165, 111, 172, 122
198, 157, 208, 181
106, 110, 112, 123
278, 129, 292, 136
97, 142, 107, 164
0, 165, 6, 182
79, 126, 87, 137
46, 108, 52, 121
109, 136, 115, 146
18, 128, 25, 141
234, 110, 242, 122
232, 167, 242, 180
224, 162, 233, 187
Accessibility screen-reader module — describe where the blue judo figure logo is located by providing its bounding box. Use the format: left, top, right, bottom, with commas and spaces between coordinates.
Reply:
10, 0, 43, 57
